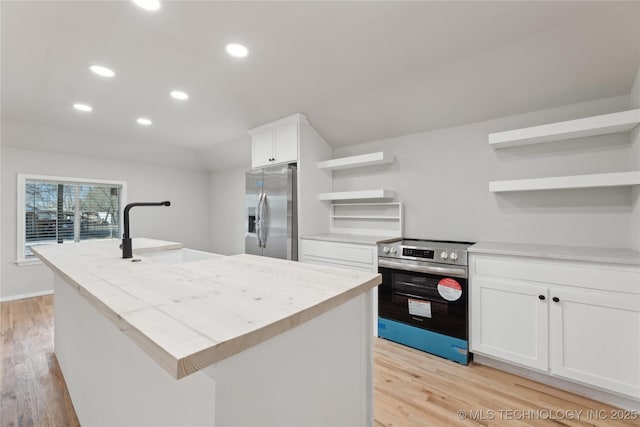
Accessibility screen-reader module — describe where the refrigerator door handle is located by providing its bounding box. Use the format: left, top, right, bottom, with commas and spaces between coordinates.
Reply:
258, 193, 268, 247
256, 193, 264, 247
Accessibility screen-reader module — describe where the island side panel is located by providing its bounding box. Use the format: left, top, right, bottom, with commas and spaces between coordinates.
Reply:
53, 274, 216, 426
214, 290, 374, 427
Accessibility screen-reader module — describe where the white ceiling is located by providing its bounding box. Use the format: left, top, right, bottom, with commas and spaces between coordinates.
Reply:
1, 1, 639, 159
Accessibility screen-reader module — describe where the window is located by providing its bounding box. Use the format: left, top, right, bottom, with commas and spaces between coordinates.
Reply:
17, 174, 127, 264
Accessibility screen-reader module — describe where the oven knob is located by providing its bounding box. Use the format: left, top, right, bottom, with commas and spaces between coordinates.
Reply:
382, 246, 390, 253
390, 247, 397, 254
450, 252, 458, 261
440, 251, 449, 260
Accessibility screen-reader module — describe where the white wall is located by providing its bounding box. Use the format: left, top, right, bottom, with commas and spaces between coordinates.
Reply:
297, 120, 332, 240
0, 140, 3, 301
332, 95, 635, 248
3, 119, 206, 170
200, 137, 251, 172
630, 66, 640, 251
1, 146, 211, 300
209, 166, 247, 256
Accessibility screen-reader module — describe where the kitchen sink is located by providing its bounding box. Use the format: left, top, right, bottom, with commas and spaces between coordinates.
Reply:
138, 248, 224, 265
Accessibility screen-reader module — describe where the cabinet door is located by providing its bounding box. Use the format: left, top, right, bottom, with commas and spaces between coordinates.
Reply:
470, 277, 548, 371
549, 287, 640, 398
251, 131, 274, 169
273, 123, 298, 165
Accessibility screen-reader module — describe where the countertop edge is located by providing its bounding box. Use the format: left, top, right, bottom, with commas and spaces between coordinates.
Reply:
175, 274, 381, 378
301, 233, 401, 245
468, 242, 640, 266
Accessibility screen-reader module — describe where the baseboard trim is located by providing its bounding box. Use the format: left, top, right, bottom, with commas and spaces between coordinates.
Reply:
0, 289, 54, 302
473, 354, 640, 411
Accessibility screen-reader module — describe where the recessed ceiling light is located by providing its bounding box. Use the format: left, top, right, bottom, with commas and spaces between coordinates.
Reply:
137, 117, 152, 126
225, 43, 249, 58
89, 65, 115, 78
73, 103, 93, 112
170, 90, 189, 100
131, 0, 161, 11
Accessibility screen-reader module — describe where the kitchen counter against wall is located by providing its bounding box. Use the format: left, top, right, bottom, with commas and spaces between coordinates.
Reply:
33, 238, 378, 426
469, 241, 640, 266
302, 233, 401, 245
469, 240, 640, 408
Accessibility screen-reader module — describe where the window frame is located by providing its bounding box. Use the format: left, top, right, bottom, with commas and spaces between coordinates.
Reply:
16, 174, 127, 265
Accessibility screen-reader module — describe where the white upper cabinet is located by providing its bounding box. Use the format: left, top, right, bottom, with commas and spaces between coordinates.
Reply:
250, 117, 300, 169
273, 123, 298, 164
251, 131, 277, 168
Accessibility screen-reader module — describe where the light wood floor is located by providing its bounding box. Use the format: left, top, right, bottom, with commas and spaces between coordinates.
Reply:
1, 295, 78, 427
375, 338, 640, 427
1, 296, 638, 427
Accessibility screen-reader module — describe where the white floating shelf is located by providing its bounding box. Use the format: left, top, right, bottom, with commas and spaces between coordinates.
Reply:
489, 109, 640, 148
318, 190, 396, 201
489, 171, 640, 192
318, 152, 393, 170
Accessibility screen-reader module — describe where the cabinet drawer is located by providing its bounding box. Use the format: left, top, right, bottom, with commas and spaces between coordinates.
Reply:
302, 240, 374, 265
302, 256, 374, 273
472, 255, 640, 294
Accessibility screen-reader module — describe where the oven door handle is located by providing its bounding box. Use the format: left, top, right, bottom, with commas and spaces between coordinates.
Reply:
395, 292, 429, 300
378, 259, 467, 278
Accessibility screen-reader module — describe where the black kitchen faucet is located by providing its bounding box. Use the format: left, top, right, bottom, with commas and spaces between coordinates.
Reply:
121, 201, 171, 258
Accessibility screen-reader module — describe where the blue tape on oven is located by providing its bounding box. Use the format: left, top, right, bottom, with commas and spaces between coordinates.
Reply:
377, 317, 469, 365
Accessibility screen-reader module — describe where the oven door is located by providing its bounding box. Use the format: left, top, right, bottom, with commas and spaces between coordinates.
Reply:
378, 260, 467, 340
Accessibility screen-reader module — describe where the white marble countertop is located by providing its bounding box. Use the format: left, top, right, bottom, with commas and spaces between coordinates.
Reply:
301, 233, 401, 245
33, 238, 380, 379
469, 241, 640, 266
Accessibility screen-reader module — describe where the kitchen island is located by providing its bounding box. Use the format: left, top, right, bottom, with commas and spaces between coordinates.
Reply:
33, 238, 381, 426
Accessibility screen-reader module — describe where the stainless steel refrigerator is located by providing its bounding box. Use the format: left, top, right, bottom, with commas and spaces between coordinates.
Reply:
245, 164, 297, 260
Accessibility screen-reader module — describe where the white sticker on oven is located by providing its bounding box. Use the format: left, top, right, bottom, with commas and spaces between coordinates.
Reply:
408, 299, 432, 318
437, 278, 463, 301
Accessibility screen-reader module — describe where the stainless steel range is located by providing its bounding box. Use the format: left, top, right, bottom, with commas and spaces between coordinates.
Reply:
377, 239, 474, 364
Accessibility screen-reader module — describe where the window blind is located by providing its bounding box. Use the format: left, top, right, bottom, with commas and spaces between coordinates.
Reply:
24, 179, 122, 257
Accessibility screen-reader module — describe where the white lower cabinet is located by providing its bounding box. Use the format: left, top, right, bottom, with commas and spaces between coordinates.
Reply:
301, 239, 376, 272
470, 254, 640, 400
549, 287, 640, 398
301, 239, 379, 336
471, 277, 548, 371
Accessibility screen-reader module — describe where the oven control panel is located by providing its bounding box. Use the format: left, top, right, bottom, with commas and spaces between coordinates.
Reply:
402, 248, 434, 259
378, 240, 471, 266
